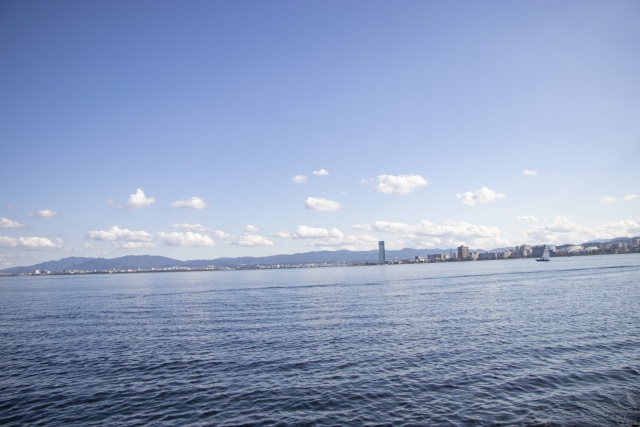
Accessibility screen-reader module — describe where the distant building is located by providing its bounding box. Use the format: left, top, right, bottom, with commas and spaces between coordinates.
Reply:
33, 270, 40, 275
428, 254, 446, 262
379, 241, 385, 264
458, 245, 469, 260
469, 252, 479, 261
629, 238, 640, 247
415, 256, 428, 262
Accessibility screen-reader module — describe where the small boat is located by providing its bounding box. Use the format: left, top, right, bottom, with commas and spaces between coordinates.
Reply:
536, 247, 550, 262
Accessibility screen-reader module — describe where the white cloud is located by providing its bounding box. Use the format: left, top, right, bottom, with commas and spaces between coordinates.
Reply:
276, 225, 375, 250
623, 195, 638, 201
351, 224, 372, 231
516, 216, 546, 223
293, 225, 344, 239
0, 217, 26, 229
236, 235, 274, 246
212, 230, 273, 246
29, 209, 57, 218
312, 169, 329, 176
125, 189, 155, 209
8, 205, 14, 209
171, 223, 212, 232
520, 216, 640, 245
523, 169, 537, 176
157, 231, 215, 246
0, 236, 60, 249
172, 196, 207, 209
86, 226, 155, 249
292, 175, 308, 183
308, 234, 378, 250
601, 196, 616, 203
304, 197, 342, 211
374, 174, 428, 194
212, 230, 234, 241
271, 231, 292, 238
113, 241, 156, 249
83, 242, 96, 249
244, 224, 259, 232
456, 187, 506, 206
373, 219, 508, 248
106, 198, 114, 204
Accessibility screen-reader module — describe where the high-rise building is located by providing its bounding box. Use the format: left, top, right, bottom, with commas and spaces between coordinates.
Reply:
458, 245, 469, 260
379, 241, 385, 264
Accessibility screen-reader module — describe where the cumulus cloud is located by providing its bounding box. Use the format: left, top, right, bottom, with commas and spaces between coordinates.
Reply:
456, 187, 506, 206
86, 226, 155, 249
172, 196, 207, 209
171, 223, 212, 231
271, 231, 292, 238
106, 198, 114, 205
236, 235, 274, 246
351, 224, 372, 231
304, 197, 342, 211
211, 230, 273, 246
244, 224, 259, 232
520, 216, 640, 245
523, 169, 537, 176
623, 195, 638, 201
312, 169, 329, 176
374, 174, 428, 194
373, 219, 508, 248
601, 196, 616, 203
157, 231, 215, 247
29, 209, 57, 218
516, 216, 546, 223
0, 217, 26, 229
267, 225, 376, 250
308, 234, 378, 250
293, 225, 344, 239
125, 189, 155, 209
292, 175, 308, 183
0, 236, 60, 249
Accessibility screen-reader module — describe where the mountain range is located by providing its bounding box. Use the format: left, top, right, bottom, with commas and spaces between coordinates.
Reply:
0, 248, 455, 274
3, 236, 637, 274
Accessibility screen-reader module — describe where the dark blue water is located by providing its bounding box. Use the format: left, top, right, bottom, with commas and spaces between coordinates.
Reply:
1, 255, 640, 426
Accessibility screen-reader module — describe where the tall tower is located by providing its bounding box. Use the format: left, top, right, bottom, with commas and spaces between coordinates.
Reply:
379, 241, 385, 264
458, 245, 469, 260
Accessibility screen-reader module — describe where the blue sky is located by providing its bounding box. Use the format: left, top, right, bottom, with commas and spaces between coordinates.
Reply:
1, 0, 639, 267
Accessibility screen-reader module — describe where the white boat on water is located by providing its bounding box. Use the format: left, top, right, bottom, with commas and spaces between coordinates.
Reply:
536, 247, 550, 262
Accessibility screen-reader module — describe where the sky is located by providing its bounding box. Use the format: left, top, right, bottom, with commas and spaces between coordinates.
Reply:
1, 0, 639, 267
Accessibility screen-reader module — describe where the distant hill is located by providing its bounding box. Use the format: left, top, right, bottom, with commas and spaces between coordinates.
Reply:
4, 236, 636, 274
1, 248, 454, 274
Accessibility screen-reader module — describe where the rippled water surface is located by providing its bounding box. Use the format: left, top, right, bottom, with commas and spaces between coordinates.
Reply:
1, 255, 640, 426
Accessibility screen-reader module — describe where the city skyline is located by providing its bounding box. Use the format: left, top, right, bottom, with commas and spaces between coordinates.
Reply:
2, 1, 640, 268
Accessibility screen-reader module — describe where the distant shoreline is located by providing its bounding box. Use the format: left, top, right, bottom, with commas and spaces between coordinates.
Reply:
2, 251, 637, 278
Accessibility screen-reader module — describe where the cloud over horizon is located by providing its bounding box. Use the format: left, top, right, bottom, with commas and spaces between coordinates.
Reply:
0, 235, 60, 249
157, 231, 215, 246
87, 226, 156, 249
171, 223, 212, 231
522, 169, 537, 176
292, 175, 308, 183
311, 169, 329, 176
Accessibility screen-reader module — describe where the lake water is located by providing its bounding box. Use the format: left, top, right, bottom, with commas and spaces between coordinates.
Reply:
1, 254, 639, 426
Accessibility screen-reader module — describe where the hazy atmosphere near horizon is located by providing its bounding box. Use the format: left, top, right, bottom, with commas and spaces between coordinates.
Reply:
1, 0, 639, 267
